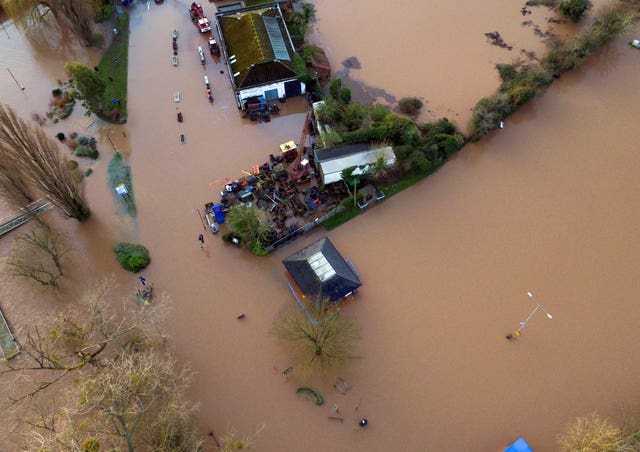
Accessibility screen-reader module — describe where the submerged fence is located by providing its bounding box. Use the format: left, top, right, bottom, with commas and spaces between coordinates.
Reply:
265, 204, 345, 252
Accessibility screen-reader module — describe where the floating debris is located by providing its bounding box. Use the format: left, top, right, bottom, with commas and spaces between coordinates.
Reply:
328, 416, 344, 423
282, 366, 293, 376
334, 377, 352, 395
297, 387, 324, 406
484, 31, 513, 51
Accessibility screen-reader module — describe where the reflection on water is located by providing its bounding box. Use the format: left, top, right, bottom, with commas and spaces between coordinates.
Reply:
1, 2, 640, 451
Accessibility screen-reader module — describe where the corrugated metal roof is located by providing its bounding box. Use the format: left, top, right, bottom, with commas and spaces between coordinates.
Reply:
263, 16, 290, 61
315, 145, 396, 185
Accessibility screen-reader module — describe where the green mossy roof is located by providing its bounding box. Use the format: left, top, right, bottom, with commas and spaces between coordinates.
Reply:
218, 5, 297, 89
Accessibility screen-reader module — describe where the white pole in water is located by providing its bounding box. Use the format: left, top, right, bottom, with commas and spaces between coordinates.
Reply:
7, 68, 25, 90
507, 291, 553, 339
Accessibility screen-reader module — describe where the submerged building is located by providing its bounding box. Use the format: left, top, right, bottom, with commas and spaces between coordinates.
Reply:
215, 3, 305, 109
283, 237, 361, 303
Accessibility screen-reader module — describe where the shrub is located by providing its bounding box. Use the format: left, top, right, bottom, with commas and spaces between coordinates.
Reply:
113, 242, 150, 272
468, 93, 514, 141
52, 88, 63, 97
394, 144, 414, 160
71, 169, 85, 183
85, 168, 93, 177
341, 125, 389, 144
338, 87, 351, 105
558, 0, 592, 22
75, 145, 99, 159
328, 78, 342, 99
66, 160, 79, 170
342, 103, 365, 131
398, 97, 423, 118
95, 4, 113, 23
251, 241, 268, 256
77, 135, 97, 147
58, 104, 74, 119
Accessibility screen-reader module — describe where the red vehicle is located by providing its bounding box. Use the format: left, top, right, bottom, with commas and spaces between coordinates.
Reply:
189, 3, 211, 33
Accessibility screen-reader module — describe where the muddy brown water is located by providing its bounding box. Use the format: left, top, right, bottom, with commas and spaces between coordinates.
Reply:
1, 1, 640, 450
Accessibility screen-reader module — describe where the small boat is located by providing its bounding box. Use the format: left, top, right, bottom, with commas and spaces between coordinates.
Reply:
630, 39, 640, 50
179, 133, 186, 144
173, 91, 180, 102
177, 111, 183, 122
198, 45, 206, 65
172, 29, 178, 39
172, 55, 178, 66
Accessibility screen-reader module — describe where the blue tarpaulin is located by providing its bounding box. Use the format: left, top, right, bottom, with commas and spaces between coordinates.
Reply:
504, 438, 533, 452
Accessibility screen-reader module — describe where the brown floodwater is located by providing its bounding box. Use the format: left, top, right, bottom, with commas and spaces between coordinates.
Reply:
1, 1, 640, 451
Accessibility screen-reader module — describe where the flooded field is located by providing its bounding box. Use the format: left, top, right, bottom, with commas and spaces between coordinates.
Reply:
1, 0, 640, 450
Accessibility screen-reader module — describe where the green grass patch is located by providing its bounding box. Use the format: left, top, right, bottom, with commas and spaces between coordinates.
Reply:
108, 152, 136, 217
97, 12, 129, 121
323, 203, 361, 230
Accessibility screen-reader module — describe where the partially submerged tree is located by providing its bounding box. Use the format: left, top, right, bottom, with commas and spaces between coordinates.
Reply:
65, 62, 107, 117
226, 205, 273, 253
3, 278, 202, 451
398, 97, 424, 119
23, 351, 202, 452
0, 104, 91, 221
272, 298, 360, 376
558, 0, 592, 22
1, 276, 165, 405
557, 412, 625, 452
340, 166, 360, 206
2, 0, 97, 45
4, 223, 71, 289
219, 424, 264, 452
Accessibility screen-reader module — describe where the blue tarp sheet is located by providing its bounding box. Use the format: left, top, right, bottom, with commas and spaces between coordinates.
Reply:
504, 438, 533, 452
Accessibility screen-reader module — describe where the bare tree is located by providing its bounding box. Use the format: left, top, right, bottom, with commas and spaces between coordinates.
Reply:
557, 412, 627, 452
4, 223, 71, 289
0, 159, 36, 213
272, 298, 360, 376
219, 424, 264, 452
21, 351, 202, 452
5, 252, 60, 289
1, 276, 166, 405
0, 104, 91, 221
2, 0, 96, 45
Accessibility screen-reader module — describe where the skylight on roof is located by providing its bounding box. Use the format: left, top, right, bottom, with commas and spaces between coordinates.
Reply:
263, 16, 290, 61
308, 251, 336, 282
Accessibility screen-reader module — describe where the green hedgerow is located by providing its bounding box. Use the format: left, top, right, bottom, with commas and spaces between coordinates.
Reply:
113, 242, 151, 273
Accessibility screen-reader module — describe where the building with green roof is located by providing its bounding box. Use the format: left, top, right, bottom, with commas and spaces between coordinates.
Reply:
215, 3, 305, 109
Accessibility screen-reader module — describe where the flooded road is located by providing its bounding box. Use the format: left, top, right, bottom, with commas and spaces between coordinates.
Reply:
2, 1, 640, 451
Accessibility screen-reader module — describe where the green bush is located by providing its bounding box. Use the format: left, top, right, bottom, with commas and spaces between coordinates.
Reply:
113, 242, 150, 273
468, 93, 514, 141
398, 97, 423, 118
58, 104, 74, 119
85, 168, 93, 177
95, 4, 113, 23
250, 241, 268, 256
52, 88, 63, 96
558, 0, 592, 22
75, 145, 99, 159
342, 125, 389, 144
